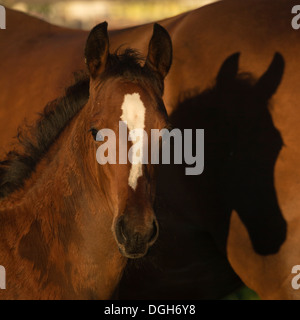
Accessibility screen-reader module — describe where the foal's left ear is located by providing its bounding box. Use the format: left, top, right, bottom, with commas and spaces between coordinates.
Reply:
145, 23, 172, 80
85, 21, 109, 79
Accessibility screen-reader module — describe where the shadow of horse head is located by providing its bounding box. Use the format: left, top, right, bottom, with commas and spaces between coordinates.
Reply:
169, 52, 287, 256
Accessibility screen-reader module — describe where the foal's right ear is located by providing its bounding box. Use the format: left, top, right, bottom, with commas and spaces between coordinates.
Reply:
85, 22, 109, 79
145, 23, 172, 80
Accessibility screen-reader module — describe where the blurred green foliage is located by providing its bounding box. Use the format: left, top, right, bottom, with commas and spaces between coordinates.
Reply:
26, 3, 51, 16
223, 286, 260, 300
0, 0, 218, 29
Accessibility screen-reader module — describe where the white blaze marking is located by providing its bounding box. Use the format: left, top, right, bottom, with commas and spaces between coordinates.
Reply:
120, 93, 146, 190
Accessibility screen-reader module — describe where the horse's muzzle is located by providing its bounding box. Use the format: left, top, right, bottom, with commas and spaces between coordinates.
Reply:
114, 215, 159, 259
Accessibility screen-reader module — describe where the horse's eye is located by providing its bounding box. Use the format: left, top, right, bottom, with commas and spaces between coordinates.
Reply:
89, 128, 103, 141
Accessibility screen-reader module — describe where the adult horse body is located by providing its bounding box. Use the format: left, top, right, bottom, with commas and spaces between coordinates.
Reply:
1, 0, 300, 299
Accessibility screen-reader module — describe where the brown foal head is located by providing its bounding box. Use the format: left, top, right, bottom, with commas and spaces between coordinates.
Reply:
84, 22, 172, 258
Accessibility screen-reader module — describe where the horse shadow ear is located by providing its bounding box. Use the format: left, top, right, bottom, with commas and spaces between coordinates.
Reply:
144, 23, 172, 80
85, 21, 109, 79
216, 52, 240, 90
254, 52, 285, 101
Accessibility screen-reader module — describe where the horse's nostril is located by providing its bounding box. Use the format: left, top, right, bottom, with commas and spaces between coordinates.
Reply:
115, 215, 158, 252
149, 219, 159, 243
121, 225, 127, 242
115, 217, 126, 244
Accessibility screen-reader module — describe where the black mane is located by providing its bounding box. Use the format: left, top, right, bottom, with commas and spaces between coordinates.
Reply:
0, 49, 151, 199
101, 48, 164, 93
0, 72, 90, 199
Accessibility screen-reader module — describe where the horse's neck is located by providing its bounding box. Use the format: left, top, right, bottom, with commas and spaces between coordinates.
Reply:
1, 115, 89, 239
0, 111, 124, 298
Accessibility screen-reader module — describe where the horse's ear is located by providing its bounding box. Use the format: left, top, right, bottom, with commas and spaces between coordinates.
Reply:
254, 52, 285, 100
85, 22, 109, 79
216, 52, 240, 89
145, 23, 172, 80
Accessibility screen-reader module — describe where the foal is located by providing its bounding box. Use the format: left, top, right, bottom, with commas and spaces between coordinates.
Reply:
0, 22, 172, 299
